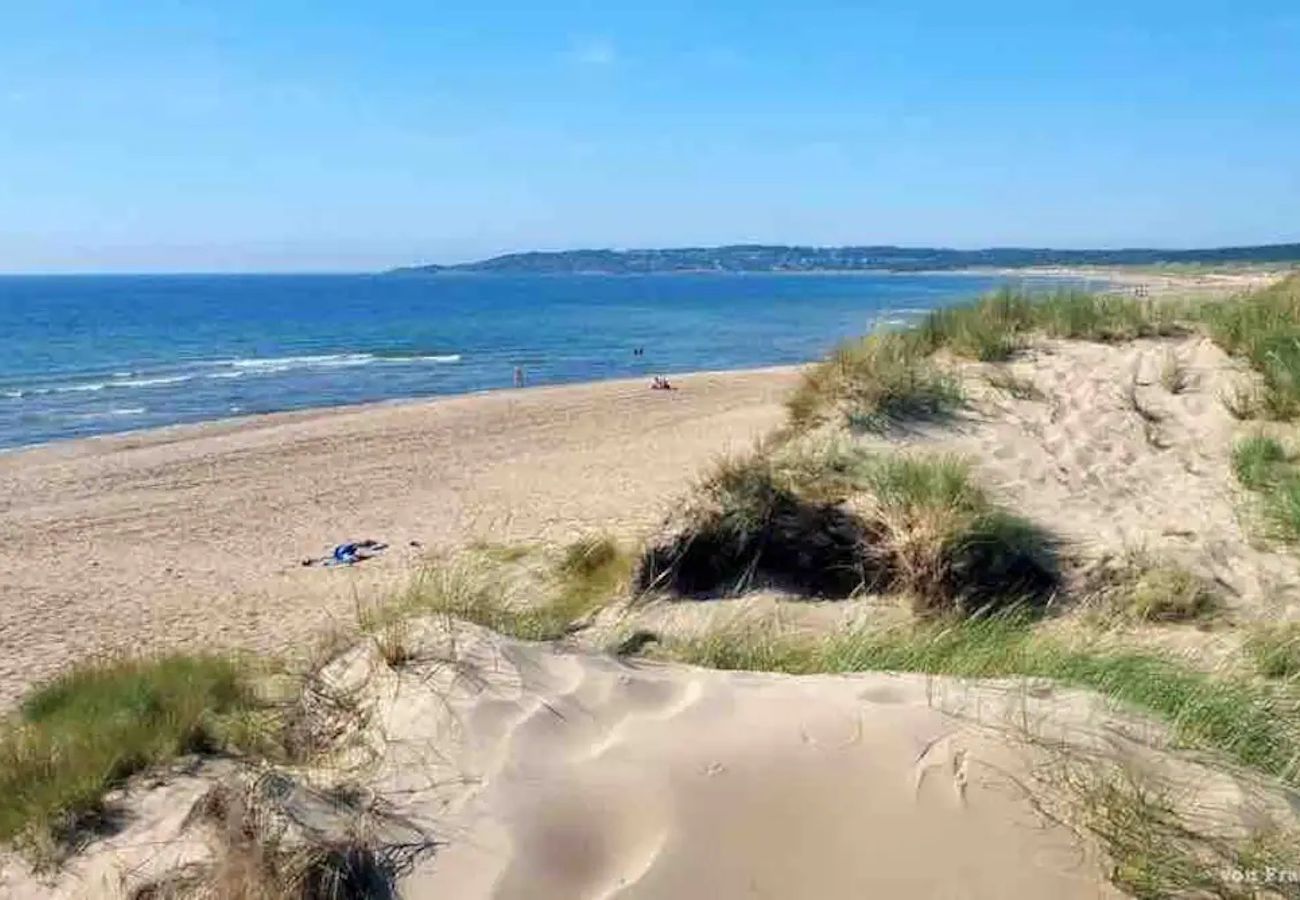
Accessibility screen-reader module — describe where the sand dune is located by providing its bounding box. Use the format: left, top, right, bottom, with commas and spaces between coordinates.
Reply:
921, 336, 1300, 622
13, 619, 1297, 898
0, 368, 797, 707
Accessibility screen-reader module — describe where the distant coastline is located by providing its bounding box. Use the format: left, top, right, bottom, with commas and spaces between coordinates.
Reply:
390, 242, 1300, 276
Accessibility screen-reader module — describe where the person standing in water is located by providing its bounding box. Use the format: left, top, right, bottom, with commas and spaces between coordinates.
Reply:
513, 366, 525, 388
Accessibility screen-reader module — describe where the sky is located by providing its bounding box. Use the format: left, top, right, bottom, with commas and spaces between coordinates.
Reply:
1, 1, 1298, 273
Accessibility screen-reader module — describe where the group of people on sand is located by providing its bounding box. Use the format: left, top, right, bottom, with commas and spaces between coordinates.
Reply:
511, 347, 676, 391
637, 347, 675, 390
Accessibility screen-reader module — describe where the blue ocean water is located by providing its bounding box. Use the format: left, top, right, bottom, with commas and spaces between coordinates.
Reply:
0, 272, 1094, 449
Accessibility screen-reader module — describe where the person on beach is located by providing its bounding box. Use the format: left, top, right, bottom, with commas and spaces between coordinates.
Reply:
513, 366, 525, 388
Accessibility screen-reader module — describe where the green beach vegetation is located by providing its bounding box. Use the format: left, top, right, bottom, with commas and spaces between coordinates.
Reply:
1232, 434, 1300, 542
0, 654, 270, 854
362, 534, 636, 648
1202, 274, 1300, 420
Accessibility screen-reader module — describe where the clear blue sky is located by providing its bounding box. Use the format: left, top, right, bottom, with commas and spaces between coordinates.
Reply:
3, 1, 1298, 273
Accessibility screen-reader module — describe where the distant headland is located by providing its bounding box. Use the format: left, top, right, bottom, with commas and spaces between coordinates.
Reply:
390, 242, 1300, 275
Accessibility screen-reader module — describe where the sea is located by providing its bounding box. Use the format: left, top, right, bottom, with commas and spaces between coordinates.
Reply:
0, 272, 1100, 450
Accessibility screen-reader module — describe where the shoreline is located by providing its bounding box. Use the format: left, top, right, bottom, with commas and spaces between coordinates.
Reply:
0, 364, 800, 459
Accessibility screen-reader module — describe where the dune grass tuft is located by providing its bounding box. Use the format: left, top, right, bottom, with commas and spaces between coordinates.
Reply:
787, 330, 962, 432
553, 533, 636, 621
1201, 273, 1300, 420
1246, 624, 1300, 680
1124, 566, 1218, 623
371, 536, 634, 643
1069, 765, 1300, 899
1159, 348, 1192, 395
639, 443, 1059, 613
638, 448, 877, 598
1232, 434, 1289, 489
667, 616, 1300, 785
1085, 555, 1219, 624
859, 454, 1060, 614
0, 654, 264, 851
1231, 435, 1300, 542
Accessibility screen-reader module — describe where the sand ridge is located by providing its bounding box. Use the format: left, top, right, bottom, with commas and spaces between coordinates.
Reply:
14, 620, 1295, 898
2, 620, 1160, 898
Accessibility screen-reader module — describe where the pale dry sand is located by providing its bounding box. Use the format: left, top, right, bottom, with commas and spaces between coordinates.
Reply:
925, 336, 1300, 621
0, 368, 798, 707
12, 620, 1297, 898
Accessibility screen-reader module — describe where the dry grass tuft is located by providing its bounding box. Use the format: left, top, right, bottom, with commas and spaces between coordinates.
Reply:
365, 535, 634, 644
1083, 554, 1219, 624
1159, 348, 1192, 394
1246, 623, 1300, 680
983, 366, 1045, 401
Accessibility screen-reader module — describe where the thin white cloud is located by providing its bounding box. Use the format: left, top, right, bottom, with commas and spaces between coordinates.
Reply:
566, 37, 617, 66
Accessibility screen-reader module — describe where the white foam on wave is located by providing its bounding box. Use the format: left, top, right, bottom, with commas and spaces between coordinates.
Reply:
227, 353, 375, 371
214, 352, 461, 373
9, 352, 463, 401
70, 407, 147, 420
403, 353, 461, 363
109, 375, 193, 389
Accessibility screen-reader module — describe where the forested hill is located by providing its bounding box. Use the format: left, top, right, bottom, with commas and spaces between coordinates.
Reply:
392, 243, 1300, 275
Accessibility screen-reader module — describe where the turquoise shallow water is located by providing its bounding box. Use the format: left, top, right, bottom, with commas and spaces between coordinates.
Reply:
0, 272, 1096, 449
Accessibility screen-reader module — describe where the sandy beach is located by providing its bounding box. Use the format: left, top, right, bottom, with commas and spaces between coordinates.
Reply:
4, 273, 1296, 708
0, 368, 798, 708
